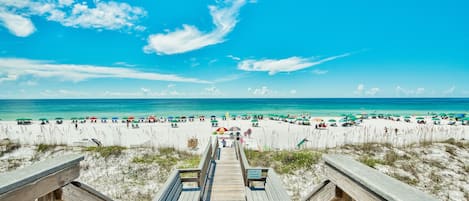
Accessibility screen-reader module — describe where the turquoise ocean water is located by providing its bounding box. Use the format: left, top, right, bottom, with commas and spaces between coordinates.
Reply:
0, 98, 468, 120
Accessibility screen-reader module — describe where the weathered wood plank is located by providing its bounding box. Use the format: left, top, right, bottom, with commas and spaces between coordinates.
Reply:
0, 154, 83, 195
324, 154, 438, 201
210, 147, 246, 201
62, 181, 114, 201
0, 165, 80, 201
301, 180, 336, 201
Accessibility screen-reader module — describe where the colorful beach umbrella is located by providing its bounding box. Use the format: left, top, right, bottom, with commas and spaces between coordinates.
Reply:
216, 127, 228, 132
229, 127, 241, 131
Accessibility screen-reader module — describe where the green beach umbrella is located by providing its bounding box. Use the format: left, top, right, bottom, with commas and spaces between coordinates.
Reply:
439, 113, 447, 116
328, 119, 337, 122
122, 117, 129, 120
71, 117, 77, 120
393, 115, 401, 117
416, 117, 425, 120
78, 117, 85, 120
404, 116, 411, 119
210, 120, 218, 123
39, 118, 48, 121
432, 117, 440, 121
251, 119, 258, 122
55, 117, 64, 120
132, 120, 139, 123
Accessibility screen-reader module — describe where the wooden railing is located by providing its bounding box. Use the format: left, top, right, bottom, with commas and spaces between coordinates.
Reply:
0, 154, 112, 201
302, 154, 439, 201
153, 138, 217, 201
234, 141, 290, 200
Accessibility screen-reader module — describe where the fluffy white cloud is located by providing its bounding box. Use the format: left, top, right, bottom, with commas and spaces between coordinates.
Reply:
0, 11, 35, 37
354, 84, 365, 95
238, 53, 350, 75
365, 87, 380, 96
395, 86, 426, 96
0, 0, 146, 37
248, 86, 272, 96
204, 86, 221, 95
0, 58, 210, 84
227, 55, 241, 61
144, 0, 246, 55
355, 84, 380, 96
290, 89, 297, 94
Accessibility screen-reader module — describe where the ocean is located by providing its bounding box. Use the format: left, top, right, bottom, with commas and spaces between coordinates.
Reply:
0, 98, 468, 120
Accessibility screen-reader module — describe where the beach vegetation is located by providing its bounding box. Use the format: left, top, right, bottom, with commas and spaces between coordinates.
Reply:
84, 146, 126, 158
132, 147, 200, 172
358, 155, 384, 168
391, 173, 418, 186
245, 149, 322, 174
383, 150, 400, 166
445, 145, 457, 156
0, 139, 20, 157
442, 138, 468, 148
464, 165, 469, 174
36, 143, 64, 153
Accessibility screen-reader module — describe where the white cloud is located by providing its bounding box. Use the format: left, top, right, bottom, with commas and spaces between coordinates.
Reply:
141, 87, 150, 94
354, 84, 365, 95
144, 0, 246, 55
312, 69, 328, 75
204, 86, 221, 96
365, 87, 380, 96
227, 55, 241, 61
290, 89, 297, 94
0, 11, 35, 37
0, 0, 146, 37
395, 86, 426, 96
0, 58, 210, 84
443, 86, 455, 95
238, 53, 350, 75
248, 86, 272, 96
167, 84, 176, 88
354, 84, 380, 96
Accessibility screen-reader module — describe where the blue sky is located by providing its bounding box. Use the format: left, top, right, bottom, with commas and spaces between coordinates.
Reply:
0, 0, 468, 98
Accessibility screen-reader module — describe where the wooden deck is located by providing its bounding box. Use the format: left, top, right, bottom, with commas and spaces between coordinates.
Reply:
209, 147, 246, 201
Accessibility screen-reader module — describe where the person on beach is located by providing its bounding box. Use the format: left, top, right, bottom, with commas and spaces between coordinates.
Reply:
221, 138, 226, 147
75, 123, 78, 130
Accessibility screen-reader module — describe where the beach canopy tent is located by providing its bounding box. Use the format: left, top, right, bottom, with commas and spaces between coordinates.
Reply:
16, 118, 32, 125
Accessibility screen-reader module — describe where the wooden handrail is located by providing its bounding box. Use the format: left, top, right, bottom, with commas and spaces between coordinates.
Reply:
316, 154, 439, 201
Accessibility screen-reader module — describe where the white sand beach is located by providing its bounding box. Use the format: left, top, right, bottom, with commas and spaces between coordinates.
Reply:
1, 116, 467, 150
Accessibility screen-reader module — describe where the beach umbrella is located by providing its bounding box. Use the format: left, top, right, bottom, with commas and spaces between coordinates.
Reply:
210, 120, 218, 123
439, 113, 447, 116
216, 127, 228, 132
404, 116, 411, 119
416, 117, 424, 120
229, 126, 241, 131
55, 117, 63, 120
170, 120, 178, 123
71, 117, 78, 120
328, 119, 337, 122
132, 120, 139, 123
112, 117, 119, 120
393, 115, 401, 117
39, 118, 48, 121
432, 117, 440, 121
90, 116, 97, 120
101, 117, 108, 120
456, 114, 465, 118
78, 117, 85, 120
251, 119, 258, 122
128, 116, 135, 120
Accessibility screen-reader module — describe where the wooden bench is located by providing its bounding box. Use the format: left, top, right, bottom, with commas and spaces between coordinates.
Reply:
245, 168, 290, 201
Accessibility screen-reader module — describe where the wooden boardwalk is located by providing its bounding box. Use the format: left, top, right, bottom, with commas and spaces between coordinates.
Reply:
209, 147, 246, 201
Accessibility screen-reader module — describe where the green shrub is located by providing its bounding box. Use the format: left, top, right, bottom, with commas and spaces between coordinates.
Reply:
245, 149, 322, 174
359, 156, 384, 168
84, 146, 126, 158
